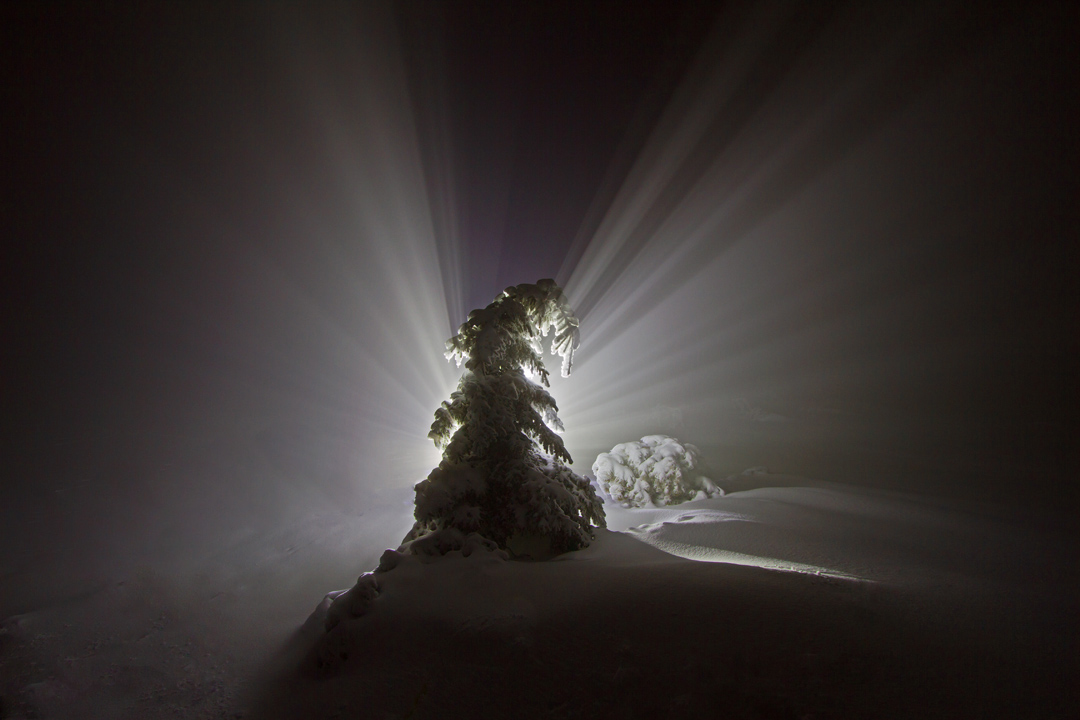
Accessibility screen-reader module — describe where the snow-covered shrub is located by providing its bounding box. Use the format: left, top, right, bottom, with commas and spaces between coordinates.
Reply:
405, 280, 605, 557
592, 435, 721, 508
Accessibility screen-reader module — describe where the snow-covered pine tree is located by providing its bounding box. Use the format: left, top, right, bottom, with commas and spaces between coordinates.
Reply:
402, 279, 605, 558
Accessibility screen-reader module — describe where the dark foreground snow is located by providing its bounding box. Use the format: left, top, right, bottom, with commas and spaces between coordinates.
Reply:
2, 479, 1075, 720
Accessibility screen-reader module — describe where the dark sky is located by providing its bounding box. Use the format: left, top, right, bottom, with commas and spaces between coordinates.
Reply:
397, 0, 719, 312
0, 1, 719, 478
2, 0, 1077, 517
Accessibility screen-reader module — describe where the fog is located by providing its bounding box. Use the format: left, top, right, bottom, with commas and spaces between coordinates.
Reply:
1, 2, 1076, 717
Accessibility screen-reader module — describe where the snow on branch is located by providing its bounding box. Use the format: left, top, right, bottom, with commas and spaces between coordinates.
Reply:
406, 279, 602, 558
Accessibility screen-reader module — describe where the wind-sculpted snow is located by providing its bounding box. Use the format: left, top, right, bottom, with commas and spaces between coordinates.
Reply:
4, 478, 1070, 720
605, 474, 1052, 589
593, 435, 721, 508
250, 486, 1076, 720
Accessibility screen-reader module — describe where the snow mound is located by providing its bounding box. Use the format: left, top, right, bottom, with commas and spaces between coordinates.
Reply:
592, 435, 721, 508
610, 483, 1053, 589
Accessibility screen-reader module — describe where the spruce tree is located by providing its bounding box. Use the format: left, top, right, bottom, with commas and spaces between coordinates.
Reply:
403, 279, 605, 557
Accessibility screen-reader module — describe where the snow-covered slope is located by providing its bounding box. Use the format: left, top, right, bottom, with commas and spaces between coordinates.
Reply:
606, 480, 1056, 590
2, 480, 1074, 719
252, 479, 1075, 720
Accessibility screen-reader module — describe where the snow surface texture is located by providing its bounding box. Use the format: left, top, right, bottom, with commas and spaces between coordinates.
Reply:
2, 476, 1075, 719
593, 435, 722, 507
602, 469, 1042, 586
254, 478, 1076, 719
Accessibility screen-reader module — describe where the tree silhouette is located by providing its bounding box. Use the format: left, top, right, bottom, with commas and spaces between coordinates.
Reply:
403, 279, 605, 557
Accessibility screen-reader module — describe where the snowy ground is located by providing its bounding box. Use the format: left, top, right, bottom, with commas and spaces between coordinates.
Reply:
3, 467, 1074, 720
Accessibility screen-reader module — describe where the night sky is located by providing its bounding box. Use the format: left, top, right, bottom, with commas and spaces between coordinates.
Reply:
2, 0, 1078, 610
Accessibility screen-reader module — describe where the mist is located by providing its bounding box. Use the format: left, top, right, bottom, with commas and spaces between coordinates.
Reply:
2, 1, 1076, 717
